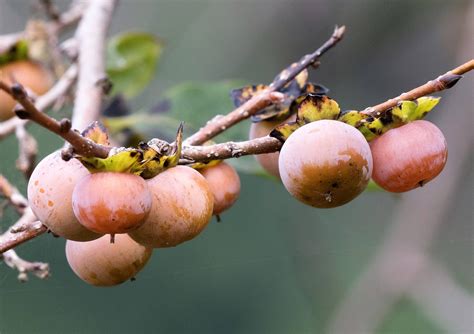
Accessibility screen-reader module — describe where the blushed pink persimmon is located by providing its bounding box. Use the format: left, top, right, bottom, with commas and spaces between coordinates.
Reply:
279, 120, 373, 208
200, 162, 241, 215
66, 234, 152, 287
129, 166, 213, 248
370, 120, 448, 193
72, 172, 152, 234
27, 152, 101, 241
249, 115, 296, 178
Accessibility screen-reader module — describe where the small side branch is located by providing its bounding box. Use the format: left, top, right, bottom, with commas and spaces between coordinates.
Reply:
362, 59, 474, 117
1, 249, 49, 282
0, 209, 46, 254
184, 25, 346, 146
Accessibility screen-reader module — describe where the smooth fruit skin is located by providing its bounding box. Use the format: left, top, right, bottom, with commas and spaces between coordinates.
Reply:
66, 234, 152, 287
200, 162, 241, 215
370, 120, 448, 193
249, 115, 296, 178
72, 172, 152, 234
129, 166, 214, 248
0, 60, 53, 121
28, 152, 101, 241
279, 120, 373, 208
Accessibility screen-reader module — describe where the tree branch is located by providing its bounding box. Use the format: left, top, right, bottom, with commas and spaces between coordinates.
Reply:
0, 0, 117, 256
184, 25, 346, 146
181, 136, 282, 163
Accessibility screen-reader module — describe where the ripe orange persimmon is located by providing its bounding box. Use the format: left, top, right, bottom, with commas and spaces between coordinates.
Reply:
129, 166, 213, 248
279, 120, 373, 208
28, 152, 101, 241
66, 234, 152, 286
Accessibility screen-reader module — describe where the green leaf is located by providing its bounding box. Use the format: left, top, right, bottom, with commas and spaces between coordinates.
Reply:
106, 33, 162, 98
77, 150, 145, 174
391, 100, 418, 123
414, 96, 441, 118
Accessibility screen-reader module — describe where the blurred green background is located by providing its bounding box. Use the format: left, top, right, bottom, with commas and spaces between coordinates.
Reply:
1, 0, 473, 333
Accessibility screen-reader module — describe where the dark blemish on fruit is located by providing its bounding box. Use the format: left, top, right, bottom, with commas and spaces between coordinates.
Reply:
331, 182, 339, 188
39, 188, 45, 193
47, 200, 54, 207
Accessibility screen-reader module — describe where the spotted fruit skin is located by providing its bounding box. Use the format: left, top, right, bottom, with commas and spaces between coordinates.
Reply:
249, 115, 296, 178
279, 120, 373, 208
200, 162, 241, 215
27, 152, 101, 241
370, 120, 448, 193
129, 166, 213, 248
0, 60, 53, 121
72, 172, 152, 234
65, 234, 152, 287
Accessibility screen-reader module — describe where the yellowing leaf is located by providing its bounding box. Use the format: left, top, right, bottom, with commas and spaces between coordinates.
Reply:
296, 94, 340, 124
269, 121, 300, 142
78, 149, 144, 174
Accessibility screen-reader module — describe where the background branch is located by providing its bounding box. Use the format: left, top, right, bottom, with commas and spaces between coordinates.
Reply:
71, 0, 116, 131
326, 22, 474, 332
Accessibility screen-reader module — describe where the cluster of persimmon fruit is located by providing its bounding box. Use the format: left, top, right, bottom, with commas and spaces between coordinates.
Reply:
4, 59, 448, 287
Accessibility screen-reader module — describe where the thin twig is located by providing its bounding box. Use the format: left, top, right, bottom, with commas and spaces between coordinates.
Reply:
362, 59, 474, 117
0, 81, 110, 158
184, 25, 346, 146
0, 208, 46, 254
